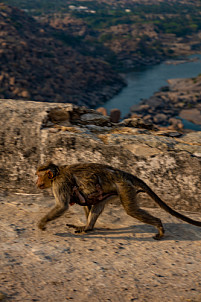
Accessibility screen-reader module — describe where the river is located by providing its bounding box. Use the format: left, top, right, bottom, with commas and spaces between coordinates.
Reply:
103, 54, 201, 130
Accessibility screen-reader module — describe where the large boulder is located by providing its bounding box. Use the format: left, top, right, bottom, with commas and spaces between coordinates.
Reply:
0, 99, 201, 212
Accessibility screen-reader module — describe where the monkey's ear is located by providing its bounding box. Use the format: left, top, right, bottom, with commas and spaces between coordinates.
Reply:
47, 170, 54, 179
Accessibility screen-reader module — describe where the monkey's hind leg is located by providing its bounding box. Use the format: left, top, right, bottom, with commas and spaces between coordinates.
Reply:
130, 208, 165, 240
67, 205, 92, 232
84, 205, 92, 219
116, 182, 165, 240
67, 201, 106, 233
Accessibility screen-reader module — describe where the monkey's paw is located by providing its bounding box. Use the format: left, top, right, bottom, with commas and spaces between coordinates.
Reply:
153, 227, 165, 240
66, 224, 87, 233
153, 234, 163, 240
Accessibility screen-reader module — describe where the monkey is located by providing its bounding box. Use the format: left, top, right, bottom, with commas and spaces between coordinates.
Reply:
35, 162, 201, 240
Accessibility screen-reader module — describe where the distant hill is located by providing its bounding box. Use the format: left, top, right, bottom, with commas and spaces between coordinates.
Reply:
2, 1, 201, 71
0, 4, 125, 106
35, 0, 201, 70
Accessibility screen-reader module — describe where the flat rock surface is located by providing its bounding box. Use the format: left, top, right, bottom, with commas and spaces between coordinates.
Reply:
179, 109, 201, 125
1, 193, 201, 302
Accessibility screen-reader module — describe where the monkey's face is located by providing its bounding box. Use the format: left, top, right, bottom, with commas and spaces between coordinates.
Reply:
36, 171, 53, 189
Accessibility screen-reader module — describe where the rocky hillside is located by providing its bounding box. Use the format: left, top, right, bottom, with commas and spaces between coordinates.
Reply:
2, 1, 201, 72
39, 1, 201, 71
46, 15, 165, 69
0, 99, 201, 212
130, 73, 201, 129
0, 4, 125, 106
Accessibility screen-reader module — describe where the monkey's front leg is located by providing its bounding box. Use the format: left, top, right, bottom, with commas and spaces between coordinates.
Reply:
38, 204, 69, 230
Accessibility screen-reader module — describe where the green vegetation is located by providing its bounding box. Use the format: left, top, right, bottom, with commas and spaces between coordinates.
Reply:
72, 7, 201, 38
153, 16, 201, 37
52, 31, 83, 47
2, 0, 201, 37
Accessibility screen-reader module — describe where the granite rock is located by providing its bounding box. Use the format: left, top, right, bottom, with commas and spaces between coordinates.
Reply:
0, 99, 201, 212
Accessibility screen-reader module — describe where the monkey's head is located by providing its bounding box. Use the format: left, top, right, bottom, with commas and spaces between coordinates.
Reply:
36, 162, 60, 189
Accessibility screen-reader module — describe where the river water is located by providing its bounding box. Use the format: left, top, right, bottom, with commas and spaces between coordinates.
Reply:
103, 54, 201, 129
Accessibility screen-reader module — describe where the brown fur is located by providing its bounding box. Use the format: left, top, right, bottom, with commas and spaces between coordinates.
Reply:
36, 162, 201, 240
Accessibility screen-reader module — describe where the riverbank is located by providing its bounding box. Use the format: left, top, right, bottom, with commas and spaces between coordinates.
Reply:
103, 54, 201, 130
129, 74, 201, 131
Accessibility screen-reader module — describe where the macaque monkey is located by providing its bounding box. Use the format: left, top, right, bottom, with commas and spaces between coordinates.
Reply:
36, 162, 201, 240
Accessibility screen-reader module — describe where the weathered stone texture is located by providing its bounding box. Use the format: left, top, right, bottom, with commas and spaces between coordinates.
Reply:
0, 99, 201, 212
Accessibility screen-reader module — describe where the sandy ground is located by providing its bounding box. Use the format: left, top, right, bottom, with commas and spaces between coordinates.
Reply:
0, 193, 201, 302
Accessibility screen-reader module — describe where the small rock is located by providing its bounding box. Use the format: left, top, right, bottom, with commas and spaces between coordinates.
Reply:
143, 114, 152, 122
110, 108, 121, 123
153, 113, 168, 124
96, 107, 108, 116
121, 117, 155, 130
81, 113, 110, 126
139, 104, 150, 111
146, 97, 163, 109
20, 90, 30, 98
169, 118, 184, 130
48, 108, 70, 123
157, 130, 182, 138
131, 113, 142, 118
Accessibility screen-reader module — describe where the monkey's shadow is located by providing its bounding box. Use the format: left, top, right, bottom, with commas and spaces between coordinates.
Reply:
55, 223, 201, 241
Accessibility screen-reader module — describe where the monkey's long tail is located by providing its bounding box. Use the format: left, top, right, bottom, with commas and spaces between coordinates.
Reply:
141, 182, 201, 227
